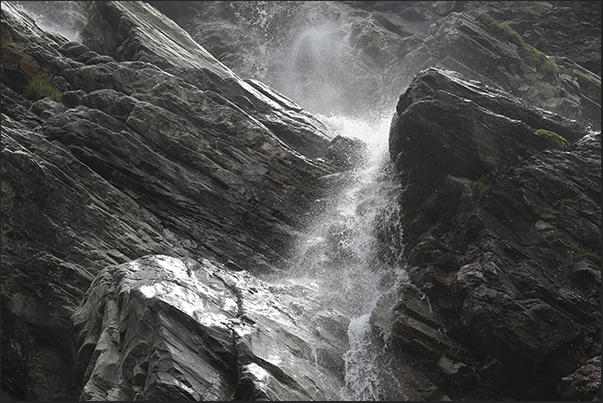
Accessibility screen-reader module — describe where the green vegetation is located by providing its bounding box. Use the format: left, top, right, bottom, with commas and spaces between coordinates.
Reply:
535, 129, 570, 151
476, 12, 523, 46
23, 74, 63, 102
558, 198, 579, 212
470, 167, 505, 206
471, 179, 490, 205
476, 12, 558, 76
557, 65, 575, 76
568, 249, 601, 266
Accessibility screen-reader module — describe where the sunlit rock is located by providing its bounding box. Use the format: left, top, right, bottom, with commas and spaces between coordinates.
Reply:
71, 255, 350, 401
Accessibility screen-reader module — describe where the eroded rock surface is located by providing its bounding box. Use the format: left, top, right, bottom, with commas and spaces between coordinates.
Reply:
1, 1, 601, 401
82, 1, 333, 159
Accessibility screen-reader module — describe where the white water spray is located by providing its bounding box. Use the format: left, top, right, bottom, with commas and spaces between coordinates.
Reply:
8, 1, 88, 42
284, 114, 408, 400
228, 2, 410, 399
12, 1, 411, 399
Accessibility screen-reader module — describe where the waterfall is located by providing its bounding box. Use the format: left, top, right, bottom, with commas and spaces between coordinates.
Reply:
244, 3, 410, 398
283, 114, 408, 400
12, 1, 410, 399
227, 1, 390, 119
9, 1, 88, 42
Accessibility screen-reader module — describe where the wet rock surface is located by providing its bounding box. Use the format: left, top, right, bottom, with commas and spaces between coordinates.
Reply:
149, 1, 600, 127
386, 67, 601, 400
2, 1, 339, 400
1, 1, 601, 401
71, 255, 349, 401
83, 1, 334, 159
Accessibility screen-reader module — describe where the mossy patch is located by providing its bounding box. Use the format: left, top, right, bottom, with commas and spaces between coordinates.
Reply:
23, 74, 63, 102
470, 167, 505, 206
535, 129, 570, 151
476, 13, 558, 77
569, 249, 601, 266
471, 180, 490, 205
476, 12, 523, 47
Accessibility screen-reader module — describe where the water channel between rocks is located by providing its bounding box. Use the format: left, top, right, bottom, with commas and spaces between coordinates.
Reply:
277, 115, 408, 400
249, 4, 411, 396
12, 1, 412, 399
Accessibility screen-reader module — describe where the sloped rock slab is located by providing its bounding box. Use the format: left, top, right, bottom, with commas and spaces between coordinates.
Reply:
1, 2, 340, 400
81, 0, 333, 158
71, 255, 349, 401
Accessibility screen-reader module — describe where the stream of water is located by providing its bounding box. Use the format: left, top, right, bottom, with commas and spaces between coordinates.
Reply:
249, 5, 408, 398
282, 113, 408, 400
12, 1, 410, 399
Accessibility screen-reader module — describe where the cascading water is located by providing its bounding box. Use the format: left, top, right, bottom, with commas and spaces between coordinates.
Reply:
12, 1, 411, 399
228, 3, 411, 399
252, 4, 410, 399
283, 115, 408, 400
9, 1, 88, 42
227, 1, 391, 119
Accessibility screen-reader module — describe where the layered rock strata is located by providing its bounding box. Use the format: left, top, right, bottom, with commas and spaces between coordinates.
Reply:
1, 1, 341, 400
71, 255, 349, 401
1, 1, 601, 401
383, 67, 600, 400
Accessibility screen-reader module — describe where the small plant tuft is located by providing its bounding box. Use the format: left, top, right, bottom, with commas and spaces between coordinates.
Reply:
23, 74, 63, 102
471, 180, 490, 205
535, 129, 570, 151
476, 13, 558, 76
470, 166, 506, 206
476, 13, 523, 46
568, 249, 601, 266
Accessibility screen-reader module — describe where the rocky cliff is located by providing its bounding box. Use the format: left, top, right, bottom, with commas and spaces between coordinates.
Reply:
383, 67, 600, 400
148, 1, 601, 127
2, 1, 343, 399
1, 1, 600, 401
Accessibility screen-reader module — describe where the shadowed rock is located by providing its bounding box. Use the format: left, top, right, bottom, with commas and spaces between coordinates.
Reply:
383, 67, 600, 400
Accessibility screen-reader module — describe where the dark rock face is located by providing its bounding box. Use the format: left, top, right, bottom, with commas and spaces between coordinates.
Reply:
82, 1, 333, 159
400, 6, 601, 129
385, 67, 600, 400
1, 1, 343, 400
389, 68, 591, 189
